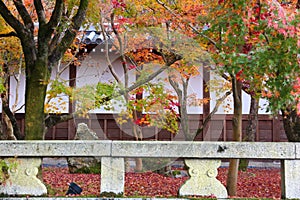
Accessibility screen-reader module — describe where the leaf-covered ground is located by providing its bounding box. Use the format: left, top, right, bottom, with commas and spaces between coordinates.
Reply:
42, 167, 280, 199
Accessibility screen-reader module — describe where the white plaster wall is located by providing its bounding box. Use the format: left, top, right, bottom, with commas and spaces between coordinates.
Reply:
187, 68, 204, 114
45, 66, 70, 113
9, 72, 26, 113
1, 47, 270, 115
76, 46, 136, 113
3, 66, 70, 114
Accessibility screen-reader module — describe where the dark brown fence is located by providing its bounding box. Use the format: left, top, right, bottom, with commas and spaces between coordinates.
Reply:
40, 114, 287, 142
7, 113, 286, 141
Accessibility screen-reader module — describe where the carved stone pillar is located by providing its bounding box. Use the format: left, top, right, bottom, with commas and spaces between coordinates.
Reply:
179, 159, 227, 198
0, 158, 47, 196
100, 157, 124, 195
281, 160, 300, 199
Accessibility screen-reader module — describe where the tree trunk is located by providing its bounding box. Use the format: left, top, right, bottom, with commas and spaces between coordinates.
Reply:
133, 123, 143, 172
245, 96, 258, 142
226, 76, 242, 196
24, 62, 49, 140
135, 158, 143, 172
181, 105, 192, 140
239, 96, 258, 170
180, 81, 192, 141
168, 74, 192, 140
281, 109, 300, 142
0, 63, 20, 140
2, 113, 16, 140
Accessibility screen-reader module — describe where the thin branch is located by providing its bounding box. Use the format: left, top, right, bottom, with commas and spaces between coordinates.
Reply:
48, 0, 88, 65
195, 91, 232, 136
45, 113, 74, 128
34, 0, 46, 25
2, 103, 22, 139
100, 12, 122, 84
13, 104, 25, 113
127, 64, 169, 92
45, 0, 64, 38
11, 53, 23, 113
168, 74, 182, 97
111, 12, 128, 87
156, 0, 218, 48
13, 0, 34, 32
168, 73, 182, 116
0, 1, 26, 36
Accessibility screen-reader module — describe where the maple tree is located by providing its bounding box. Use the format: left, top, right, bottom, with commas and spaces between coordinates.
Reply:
135, 0, 300, 196
246, 0, 300, 142
0, 0, 93, 139
124, 0, 234, 142
117, 0, 299, 195
128, 0, 242, 195
195, 0, 299, 195
202, 0, 299, 195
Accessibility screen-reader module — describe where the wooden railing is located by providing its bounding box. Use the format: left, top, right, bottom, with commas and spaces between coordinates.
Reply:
0, 141, 299, 199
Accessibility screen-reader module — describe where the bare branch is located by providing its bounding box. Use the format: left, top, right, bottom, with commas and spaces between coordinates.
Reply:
195, 91, 231, 136
48, 0, 88, 65
45, 0, 64, 38
0, 1, 26, 36
45, 114, 74, 128
100, 12, 122, 84
13, 104, 25, 113
127, 64, 169, 92
111, 13, 129, 88
13, 0, 34, 32
11, 53, 23, 113
34, 0, 46, 25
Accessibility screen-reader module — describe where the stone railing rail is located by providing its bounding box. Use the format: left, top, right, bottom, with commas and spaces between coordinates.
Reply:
0, 140, 299, 199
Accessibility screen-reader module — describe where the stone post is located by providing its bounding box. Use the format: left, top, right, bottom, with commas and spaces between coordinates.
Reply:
179, 159, 227, 198
100, 157, 124, 195
281, 160, 300, 199
0, 158, 47, 196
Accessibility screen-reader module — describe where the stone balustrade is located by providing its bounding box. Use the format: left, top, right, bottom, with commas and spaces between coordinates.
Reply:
0, 140, 299, 198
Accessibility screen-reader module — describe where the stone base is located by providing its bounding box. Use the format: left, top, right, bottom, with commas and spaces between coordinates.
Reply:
179, 159, 227, 198
0, 158, 47, 196
281, 160, 300, 199
100, 157, 124, 195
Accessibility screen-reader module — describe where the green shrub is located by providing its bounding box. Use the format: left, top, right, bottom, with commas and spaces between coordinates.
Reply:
0, 158, 17, 184
142, 158, 172, 173
72, 163, 101, 174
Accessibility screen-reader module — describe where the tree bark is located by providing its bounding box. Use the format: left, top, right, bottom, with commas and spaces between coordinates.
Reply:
245, 96, 258, 142
239, 96, 258, 170
1, 62, 22, 140
226, 75, 242, 196
281, 109, 300, 142
168, 73, 192, 140
24, 61, 49, 139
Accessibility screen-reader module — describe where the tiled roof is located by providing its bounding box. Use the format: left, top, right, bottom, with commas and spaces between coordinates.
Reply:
81, 25, 114, 45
